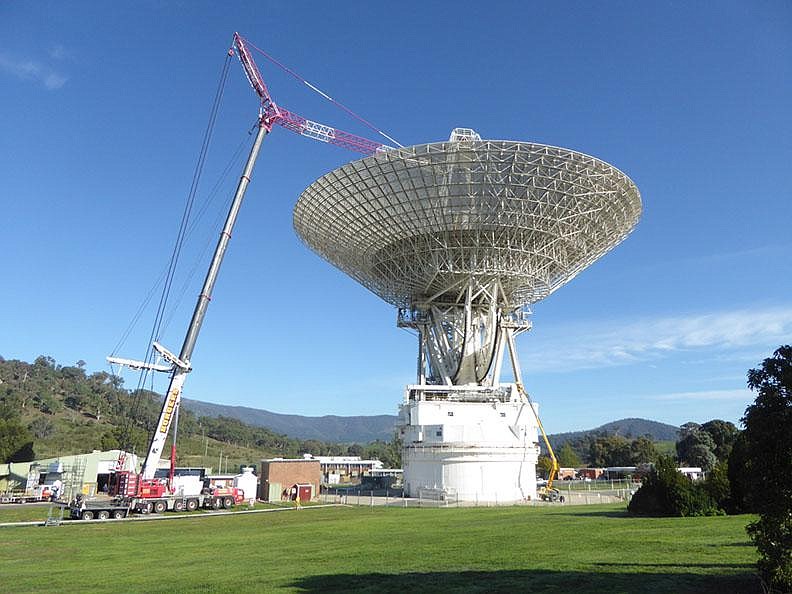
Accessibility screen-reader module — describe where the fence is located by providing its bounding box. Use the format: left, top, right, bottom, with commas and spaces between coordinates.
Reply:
318, 483, 635, 508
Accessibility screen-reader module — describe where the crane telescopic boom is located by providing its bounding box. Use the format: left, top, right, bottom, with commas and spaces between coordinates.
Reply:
138, 122, 268, 479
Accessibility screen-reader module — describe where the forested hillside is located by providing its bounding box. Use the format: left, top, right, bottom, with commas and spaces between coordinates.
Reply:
1, 355, 685, 473
548, 417, 679, 450
545, 418, 680, 469
0, 355, 400, 469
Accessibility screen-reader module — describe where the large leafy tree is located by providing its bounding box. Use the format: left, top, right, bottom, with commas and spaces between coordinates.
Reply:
629, 436, 659, 464
676, 425, 718, 471
700, 419, 739, 462
743, 345, 792, 592
557, 442, 582, 467
585, 434, 652, 467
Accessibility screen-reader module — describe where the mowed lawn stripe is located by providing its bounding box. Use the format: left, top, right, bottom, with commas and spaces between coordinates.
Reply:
0, 504, 759, 593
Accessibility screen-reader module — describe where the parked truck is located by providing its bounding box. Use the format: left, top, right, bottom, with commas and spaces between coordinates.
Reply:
68, 468, 247, 520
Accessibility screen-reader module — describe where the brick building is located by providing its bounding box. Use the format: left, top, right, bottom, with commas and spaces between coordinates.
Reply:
259, 458, 321, 502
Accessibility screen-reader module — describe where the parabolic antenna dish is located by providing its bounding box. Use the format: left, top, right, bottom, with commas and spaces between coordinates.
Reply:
293, 137, 641, 308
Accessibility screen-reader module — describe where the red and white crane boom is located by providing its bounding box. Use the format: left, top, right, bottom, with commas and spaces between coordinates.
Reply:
232, 33, 390, 156
111, 33, 391, 482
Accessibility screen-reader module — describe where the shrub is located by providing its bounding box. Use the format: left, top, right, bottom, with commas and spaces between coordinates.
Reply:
628, 455, 720, 517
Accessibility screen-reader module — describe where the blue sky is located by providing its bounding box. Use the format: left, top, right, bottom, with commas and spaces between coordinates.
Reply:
1, 2, 790, 434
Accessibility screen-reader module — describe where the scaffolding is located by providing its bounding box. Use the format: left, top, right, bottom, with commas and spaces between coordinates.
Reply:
45, 456, 86, 527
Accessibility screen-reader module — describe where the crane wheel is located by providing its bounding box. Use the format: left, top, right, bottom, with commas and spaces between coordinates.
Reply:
222, 496, 234, 509
173, 500, 185, 512
153, 500, 167, 514
97, 510, 110, 520
186, 498, 198, 511
81, 510, 94, 520
112, 510, 126, 519
141, 502, 153, 514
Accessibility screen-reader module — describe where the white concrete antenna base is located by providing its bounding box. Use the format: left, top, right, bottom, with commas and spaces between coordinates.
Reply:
399, 384, 540, 504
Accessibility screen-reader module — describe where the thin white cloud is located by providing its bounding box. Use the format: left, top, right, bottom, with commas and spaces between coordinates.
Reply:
690, 373, 749, 384
521, 306, 792, 373
49, 45, 72, 61
649, 389, 753, 402
0, 53, 68, 90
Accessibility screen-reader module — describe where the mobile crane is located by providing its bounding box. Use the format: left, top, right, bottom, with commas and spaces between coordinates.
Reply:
69, 34, 393, 519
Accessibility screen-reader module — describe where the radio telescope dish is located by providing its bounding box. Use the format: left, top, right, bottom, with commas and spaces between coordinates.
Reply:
294, 135, 641, 310
293, 129, 641, 503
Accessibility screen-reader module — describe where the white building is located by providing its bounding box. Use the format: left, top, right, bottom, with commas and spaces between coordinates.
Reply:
306, 455, 383, 484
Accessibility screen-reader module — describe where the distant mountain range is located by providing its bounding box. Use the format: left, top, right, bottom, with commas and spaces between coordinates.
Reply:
182, 398, 679, 446
181, 398, 399, 443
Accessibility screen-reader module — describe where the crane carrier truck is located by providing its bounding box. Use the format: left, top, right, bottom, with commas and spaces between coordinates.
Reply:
68, 468, 246, 520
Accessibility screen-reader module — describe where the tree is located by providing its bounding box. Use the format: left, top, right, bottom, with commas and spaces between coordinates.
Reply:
537, 455, 554, 478
676, 426, 717, 471
100, 429, 120, 451
586, 435, 634, 467
557, 442, 582, 467
685, 443, 717, 472
704, 460, 731, 512
346, 443, 364, 457
364, 437, 402, 468
29, 417, 54, 439
0, 417, 35, 463
679, 422, 701, 437
742, 345, 792, 592
629, 436, 659, 464
726, 432, 753, 513
700, 419, 739, 462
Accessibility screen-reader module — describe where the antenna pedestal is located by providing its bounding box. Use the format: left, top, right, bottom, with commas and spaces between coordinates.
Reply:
399, 384, 540, 503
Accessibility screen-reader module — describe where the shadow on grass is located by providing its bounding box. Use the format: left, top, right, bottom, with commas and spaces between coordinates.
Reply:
594, 561, 754, 569
289, 569, 761, 594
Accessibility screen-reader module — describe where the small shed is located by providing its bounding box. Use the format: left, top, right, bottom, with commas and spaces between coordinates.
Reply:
288, 483, 313, 502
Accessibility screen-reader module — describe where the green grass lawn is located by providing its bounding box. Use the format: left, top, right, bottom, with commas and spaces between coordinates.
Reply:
0, 503, 54, 523
0, 503, 759, 593
0, 501, 290, 524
